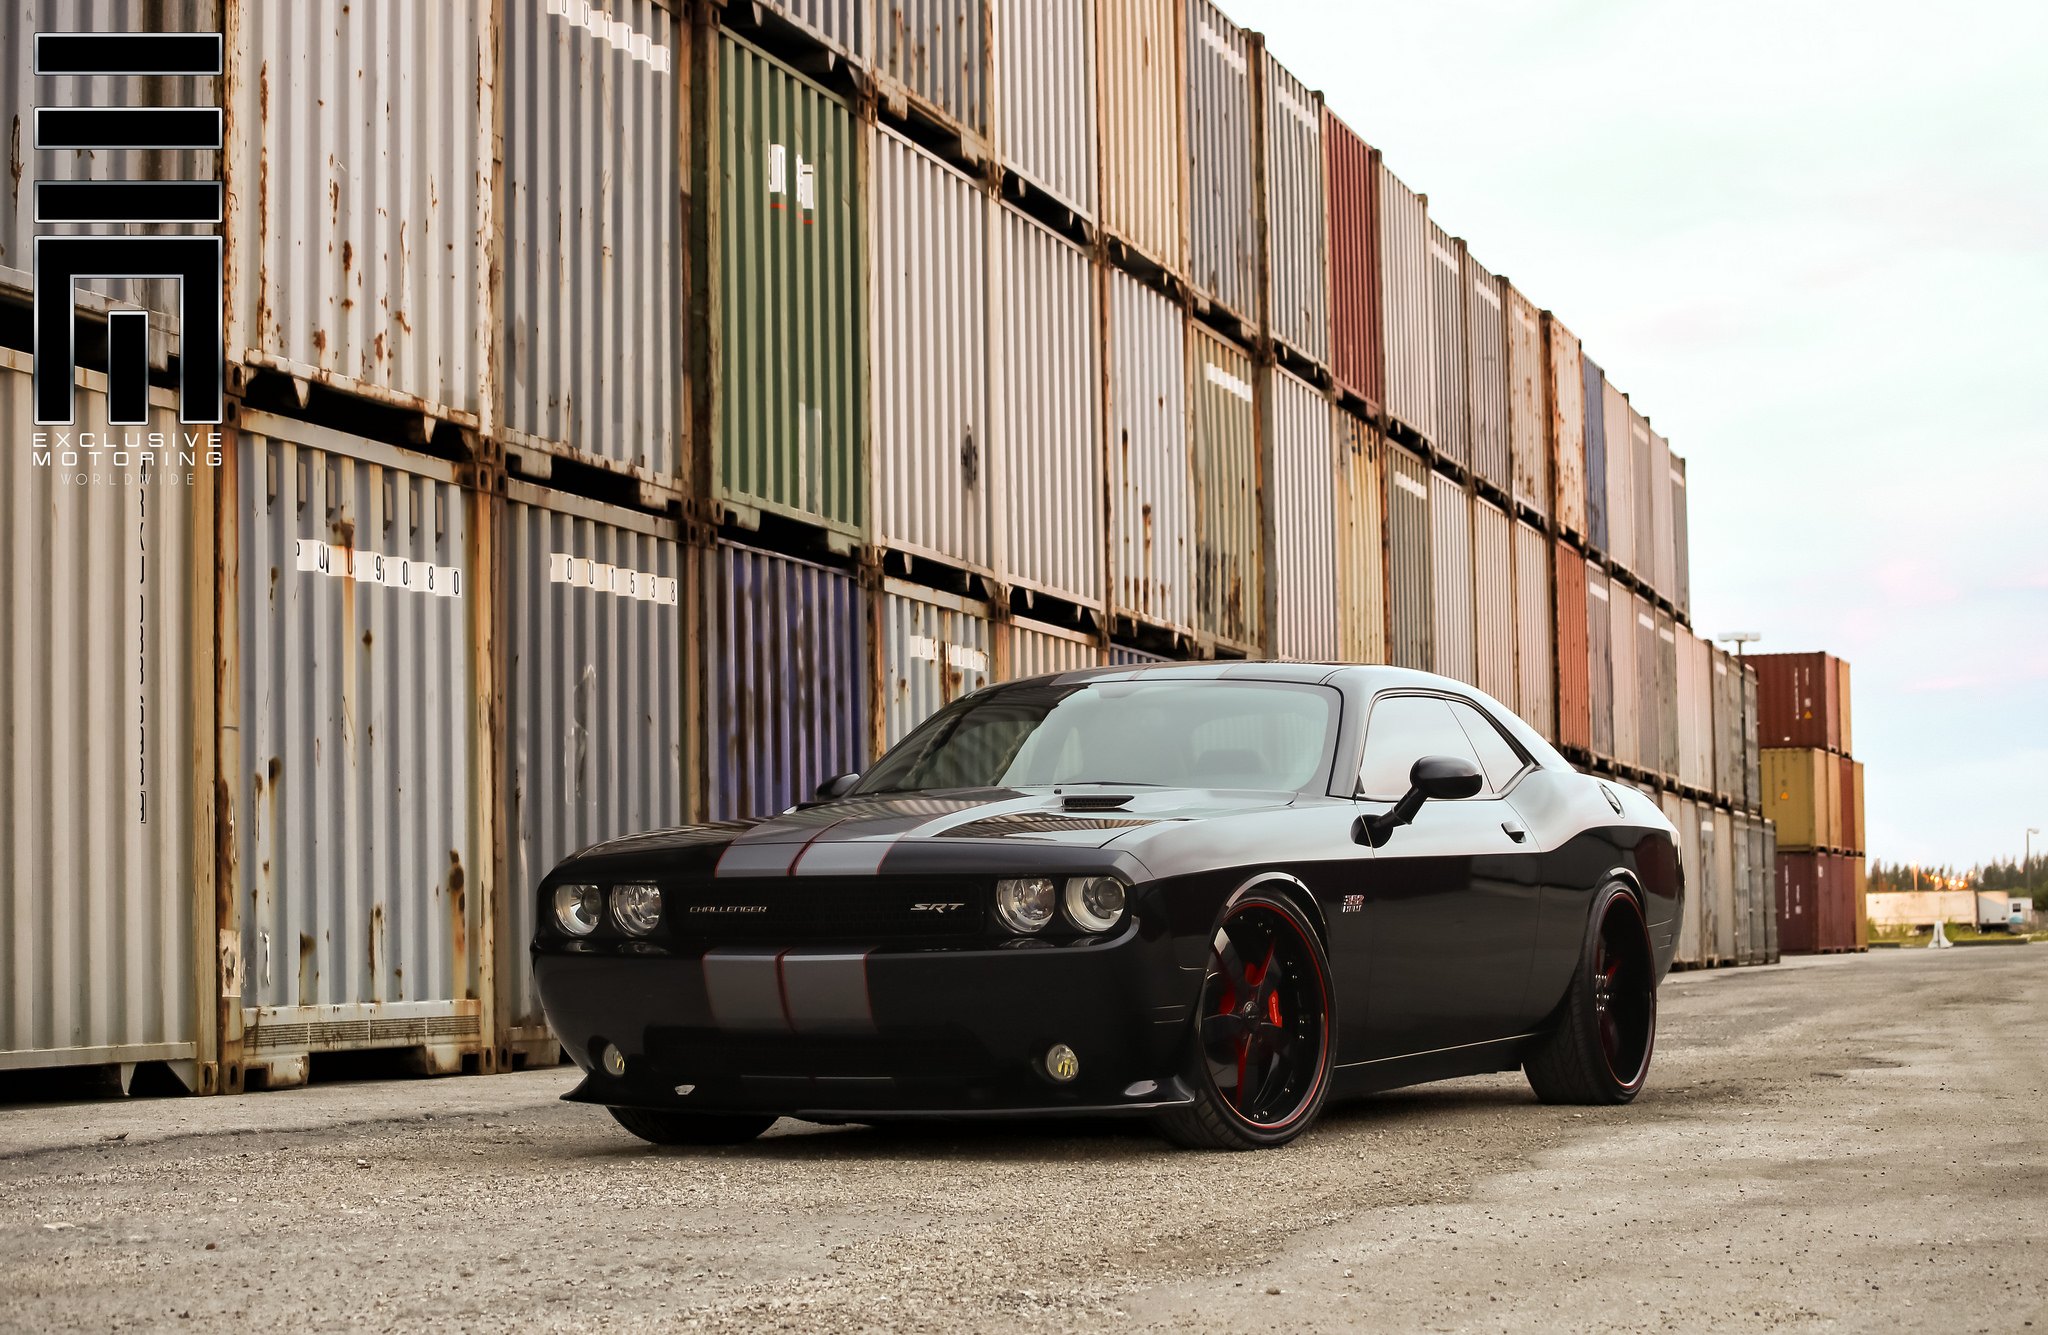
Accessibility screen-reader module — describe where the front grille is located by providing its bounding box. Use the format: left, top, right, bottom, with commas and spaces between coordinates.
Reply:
663, 877, 991, 944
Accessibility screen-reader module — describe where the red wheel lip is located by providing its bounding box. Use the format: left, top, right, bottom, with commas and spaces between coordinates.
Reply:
1201, 898, 1332, 1133
1597, 891, 1656, 1093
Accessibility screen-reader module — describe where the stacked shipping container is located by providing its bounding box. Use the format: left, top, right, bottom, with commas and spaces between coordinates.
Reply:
1753, 653, 1865, 953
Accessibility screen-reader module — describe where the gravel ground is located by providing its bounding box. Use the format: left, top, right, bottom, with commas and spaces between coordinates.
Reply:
2, 947, 2042, 1333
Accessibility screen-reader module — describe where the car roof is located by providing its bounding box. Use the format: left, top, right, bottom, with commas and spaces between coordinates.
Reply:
987, 661, 1485, 695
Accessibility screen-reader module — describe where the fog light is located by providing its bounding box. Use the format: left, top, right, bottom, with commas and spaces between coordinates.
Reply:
1045, 1043, 1079, 1083
551, 883, 602, 937
610, 883, 663, 936
597, 1042, 627, 1078
1063, 876, 1127, 933
995, 878, 1057, 934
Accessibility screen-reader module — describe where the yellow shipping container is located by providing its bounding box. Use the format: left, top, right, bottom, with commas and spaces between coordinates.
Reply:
1762, 747, 1839, 851
1850, 760, 1866, 854
1838, 658, 1855, 755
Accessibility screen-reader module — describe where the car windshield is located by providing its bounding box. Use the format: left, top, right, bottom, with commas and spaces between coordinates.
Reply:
853, 679, 1339, 795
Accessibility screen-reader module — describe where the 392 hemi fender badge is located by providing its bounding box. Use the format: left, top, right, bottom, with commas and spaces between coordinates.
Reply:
1341, 894, 1364, 914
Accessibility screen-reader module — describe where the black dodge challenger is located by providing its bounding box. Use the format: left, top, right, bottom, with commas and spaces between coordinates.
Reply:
533, 664, 1681, 1150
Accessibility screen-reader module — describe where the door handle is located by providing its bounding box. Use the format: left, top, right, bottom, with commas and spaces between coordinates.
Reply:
1501, 821, 1528, 843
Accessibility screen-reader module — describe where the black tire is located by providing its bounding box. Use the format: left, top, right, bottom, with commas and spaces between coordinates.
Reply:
1525, 882, 1657, 1105
606, 1106, 777, 1146
1155, 889, 1336, 1150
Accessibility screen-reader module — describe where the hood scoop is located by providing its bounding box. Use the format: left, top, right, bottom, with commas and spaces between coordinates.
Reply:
1061, 793, 1134, 812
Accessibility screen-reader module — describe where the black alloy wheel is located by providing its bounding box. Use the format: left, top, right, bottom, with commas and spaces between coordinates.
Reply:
1525, 882, 1657, 1104
1156, 891, 1334, 1150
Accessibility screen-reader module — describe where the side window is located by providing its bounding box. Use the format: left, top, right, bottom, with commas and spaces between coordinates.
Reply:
1356, 695, 1482, 799
1450, 699, 1530, 794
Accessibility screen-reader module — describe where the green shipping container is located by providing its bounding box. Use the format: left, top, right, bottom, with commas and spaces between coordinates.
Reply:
716, 34, 864, 538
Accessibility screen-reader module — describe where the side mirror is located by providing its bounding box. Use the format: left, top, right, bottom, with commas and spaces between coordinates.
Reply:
813, 772, 861, 801
1357, 755, 1484, 847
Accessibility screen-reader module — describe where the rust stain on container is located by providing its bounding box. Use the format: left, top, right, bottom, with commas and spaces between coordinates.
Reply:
1323, 113, 1382, 414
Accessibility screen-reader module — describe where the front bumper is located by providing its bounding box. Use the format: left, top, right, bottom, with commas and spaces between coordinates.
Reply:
533, 921, 1201, 1118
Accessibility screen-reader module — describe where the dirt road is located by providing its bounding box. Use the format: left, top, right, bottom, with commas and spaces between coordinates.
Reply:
3, 947, 2041, 1332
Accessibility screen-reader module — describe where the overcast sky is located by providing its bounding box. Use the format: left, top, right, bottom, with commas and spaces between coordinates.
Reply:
1224, 0, 2048, 868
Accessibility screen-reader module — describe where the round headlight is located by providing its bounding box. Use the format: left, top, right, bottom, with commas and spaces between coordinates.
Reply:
610, 883, 663, 937
1063, 876, 1128, 933
551, 884, 602, 937
995, 877, 1057, 934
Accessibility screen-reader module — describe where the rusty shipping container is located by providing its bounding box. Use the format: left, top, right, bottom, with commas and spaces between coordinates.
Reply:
1838, 658, 1855, 754
1184, 0, 1254, 323
1334, 409, 1387, 665
0, 355, 210, 1089
1465, 250, 1510, 498
502, 0, 681, 482
1633, 595, 1659, 775
1513, 519, 1553, 738
1838, 754, 1860, 854
229, 411, 485, 1086
1761, 819, 1779, 959
1656, 612, 1680, 780
1670, 451, 1690, 619
1674, 629, 1698, 790
1097, 0, 1184, 277
498, 482, 684, 1053
709, 542, 868, 821
224, 0, 495, 426
1609, 580, 1638, 769
1685, 631, 1715, 792
1553, 540, 1590, 754
995, 0, 1096, 221
1629, 404, 1653, 595
877, 580, 993, 750
1712, 647, 1743, 806
1384, 442, 1432, 670
1712, 804, 1738, 962
1267, 367, 1337, 661
1670, 795, 1700, 966
1473, 497, 1516, 712
1323, 113, 1382, 414
1582, 355, 1607, 555
1430, 473, 1475, 685
1695, 803, 1722, 963
1259, 46, 1327, 367
998, 618, 1102, 682
1377, 157, 1436, 447
870, 126, 990, 574
1730, 811, 1755, 965
747, 0, 870, 64
1504, 282, 1546, 520
1427, 225, 1470, 472
993, 204, 1101, 609
1744, 663, 1762, 809
1648, 426, 1674, 602
1108, 269, 1193, 635
1545, 314, 1585, 541
1189, 324, 1260, 649
1602, 379, 1634, 577
1586, 560, 1613, 759
713, 33, 864, 539
1750, 651, 1842, 751
880, 0, 987, 141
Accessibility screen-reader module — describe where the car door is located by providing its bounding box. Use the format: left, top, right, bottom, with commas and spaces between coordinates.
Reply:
1347, 692, 1545, 1062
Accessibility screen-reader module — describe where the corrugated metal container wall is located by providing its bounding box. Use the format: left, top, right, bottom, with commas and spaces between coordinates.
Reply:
1750, 652, 1841, 751
1260, 48, 1327, 366
1633, 595, 1658, 774
1762, 820, 1779, 959
226, 0, 494, 424
999, 618, 1102, 681
1512, 520, 1554, 737
995, 0, 1096, 220
1657, 612, 1680, 780
1464, 251, 1510, 497
1109, 643, 1171, 666
1586, 562, 1613, 759
1384, 443, 1433, 670
715, 34, 864, 537
993, 205, 1101, 608
1838, 754, 1857, 851
1377, 158, 1436, 446
234, 414, 481, 1067
881, 0, 986, 135
1674, 628, 1700, 790
1097, 0, 1184, 275
1744, 665, 1761, 809
1602, 380, 1633, 577
1545, 314, 1585, 540
1761, 747, 1831, 850
1581, 356, 1607, 555
754, 0, 869, 62
1776, 851, 1818, 955
1268, 368, 1337, 661
710, 542, 868, 820
1712, 648, 1742, 805
1553, 540, 1590, 754
1189, 325, 1259, 648
1473, 499, 1516, 712
1184, 0, 1254, 322
1671, 796, 1701, 966
502, 0, 680, 479
1731, 812, 1755, 965
1670, 452, 1690, 619
1504, 283, 1546, 520
1427, 226, 1470, 472
1649, 428, 1675, 607
500, 483, 683, 1042
1697, 805, 1723, 963
1430, 473, 1475, 685
2, 0, 219, 317
1609, 578, 1637, 768
1629, 406, 1653, 595
1, 358, 202, 1080
1108, 270, 1193, 633
1323, 113, 1382, 413
1838, 658, 1854, 754
1712, 807, 1736, 964
1334, 410, 1387, 665
1688, 633, 1714, 791
871, 127, 989, 573
878, 581, 993, 749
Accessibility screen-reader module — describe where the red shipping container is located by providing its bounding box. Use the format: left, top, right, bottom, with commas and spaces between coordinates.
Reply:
1552, 539, 1590, 753
1776, 851, 1822, 954
1323, 111, 1383, 416
1750, 651, 1842, 751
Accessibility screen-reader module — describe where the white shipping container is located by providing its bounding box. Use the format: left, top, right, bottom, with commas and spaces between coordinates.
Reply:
1513, 519, 1554, 738
1431, 472, 1476, 685
1377, 158, 1436, 445
995, 0, 1096, 221
1107, 270, 1192, 633
1097, 0, 1184, 275
1602, 379, 1634, 577
1473, 497, 1516, 710
1000, 618, 1102, 682
1266, 367, 1336, 661
879, 581, 994, 748
1334, 409, 1387, 665
1260, 48, 1327, 366
1184, 0, 1255, 322
1610, 578, 1639, 770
